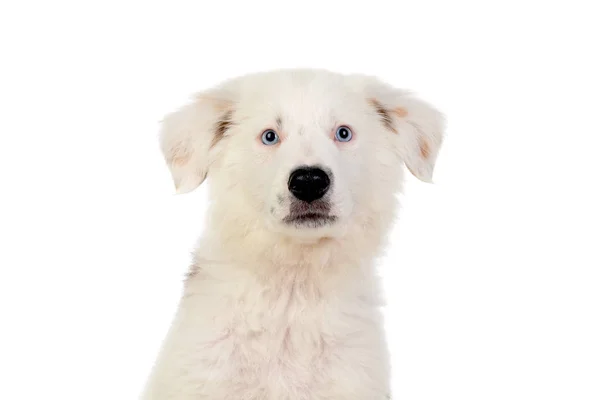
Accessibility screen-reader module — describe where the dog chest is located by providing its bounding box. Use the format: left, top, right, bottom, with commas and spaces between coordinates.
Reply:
175, 273, 390, 399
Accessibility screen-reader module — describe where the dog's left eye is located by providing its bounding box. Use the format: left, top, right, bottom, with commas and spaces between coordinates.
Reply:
335, 126, 353, 142
261, 129, 279, 145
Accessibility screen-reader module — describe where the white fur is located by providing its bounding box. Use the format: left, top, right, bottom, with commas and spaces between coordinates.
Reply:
142, 69, 445, 399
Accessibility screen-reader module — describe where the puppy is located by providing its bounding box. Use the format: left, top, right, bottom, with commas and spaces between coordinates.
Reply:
141, 69, 445, 399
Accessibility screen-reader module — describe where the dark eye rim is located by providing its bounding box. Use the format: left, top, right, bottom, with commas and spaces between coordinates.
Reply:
260, 129, 280, 145
334, 125, 353, 142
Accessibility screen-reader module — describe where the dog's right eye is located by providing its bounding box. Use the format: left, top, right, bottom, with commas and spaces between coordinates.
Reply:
261, 129, 279, 145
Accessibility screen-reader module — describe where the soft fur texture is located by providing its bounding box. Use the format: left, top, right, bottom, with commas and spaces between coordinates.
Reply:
141, 69, 445, 399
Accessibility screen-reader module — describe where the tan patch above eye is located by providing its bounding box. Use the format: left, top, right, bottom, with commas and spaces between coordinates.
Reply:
419, 139, 431, 159
393, 107, 408, 118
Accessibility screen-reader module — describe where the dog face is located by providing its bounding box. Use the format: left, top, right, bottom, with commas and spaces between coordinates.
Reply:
160, 70, 444, 240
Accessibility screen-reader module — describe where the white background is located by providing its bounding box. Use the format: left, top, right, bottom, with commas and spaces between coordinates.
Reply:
1, 1, 599, 399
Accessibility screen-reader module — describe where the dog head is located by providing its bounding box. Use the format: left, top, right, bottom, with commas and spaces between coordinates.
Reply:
160, 69, 444, 242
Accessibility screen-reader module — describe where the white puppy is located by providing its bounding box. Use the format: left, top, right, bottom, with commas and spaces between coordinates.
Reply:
141, 69, 445, 399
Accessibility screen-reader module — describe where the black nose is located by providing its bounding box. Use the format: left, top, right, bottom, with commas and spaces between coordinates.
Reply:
288, 167, 331, 203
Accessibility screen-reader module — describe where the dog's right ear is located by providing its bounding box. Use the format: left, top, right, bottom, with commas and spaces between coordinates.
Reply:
160, 91, 234, 194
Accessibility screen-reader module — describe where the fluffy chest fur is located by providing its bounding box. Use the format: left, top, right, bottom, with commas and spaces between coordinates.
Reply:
143, 261, 391, 399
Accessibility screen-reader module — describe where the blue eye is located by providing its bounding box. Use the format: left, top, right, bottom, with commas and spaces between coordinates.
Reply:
261, 129, 279, 145
335, 126, 353, 142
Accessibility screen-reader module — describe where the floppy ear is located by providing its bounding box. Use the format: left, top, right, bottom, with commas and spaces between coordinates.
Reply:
365, 80, 445, 183
160, 91, 234, 193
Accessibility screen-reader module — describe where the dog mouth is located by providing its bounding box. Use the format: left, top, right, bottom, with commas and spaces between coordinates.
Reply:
282, 199, 336, 227
283, 212, 337, 226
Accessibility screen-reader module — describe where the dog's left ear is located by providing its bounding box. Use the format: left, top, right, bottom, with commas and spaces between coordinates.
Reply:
363, 78, 446, 183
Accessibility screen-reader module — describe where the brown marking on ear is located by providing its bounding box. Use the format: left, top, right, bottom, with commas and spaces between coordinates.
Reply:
212, 110, 234, 148
406, 120, 431, 159
419, 139, 431, 159
393, 107, 408, 118
369, 98, 397, 133
168, 141, 192, 166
